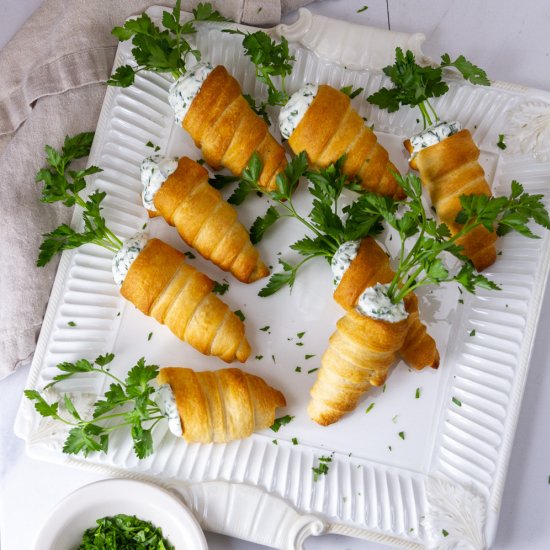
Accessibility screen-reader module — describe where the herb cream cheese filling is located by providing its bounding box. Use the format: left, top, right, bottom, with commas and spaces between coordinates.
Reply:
156, 384, 183, 437
279, 83, 319, 140
112, 231, 148, 287
331, 240, 361, 289
140, 155, 179, 212
355, 283, 408, 323
409, 120, 462, 159
168, 62, 214, 125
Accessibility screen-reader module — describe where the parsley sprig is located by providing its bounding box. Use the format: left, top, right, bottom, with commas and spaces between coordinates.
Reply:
225, 153, 382, 296
36, 132, 123, 267
25, 355, 164, 459
224, 30, 295, 107
367, 47, 490, 128
360, 174, 550, 303
108, 1, 230, 87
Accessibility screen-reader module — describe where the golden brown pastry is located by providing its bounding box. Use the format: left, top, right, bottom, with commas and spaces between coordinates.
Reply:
121, 238, 251, 362
283, 84, 404, 198
404, 129, 497, 271
151, 156, 269, 283
173, 64, 287, 192
333, 237, 439, 371
157, 367, 286, 443
308, 307, 410, 426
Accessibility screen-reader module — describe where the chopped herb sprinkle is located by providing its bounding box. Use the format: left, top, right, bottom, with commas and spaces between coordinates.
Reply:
452, 396, 462, 407
147, 332, 153, 341
442, 529, 449, 537
184, 251, 196, 259
305, 354, 315, 360
469, 329, 476, 336
365, 403, 375, 414
295, 366, 302, 372
67, 321, 77, 327
255, 355, 263, 360
270, 415, 294, 432
291, 437, 298, 445
312, 455, 332, 481
260, 325, 270, 332
212, 281, 229, 295
234, 309, 245, 321
392, 415, 398, 424
497, 134, 507, 150
415, 387, 421, 399
307, 367, 319, 374
398, 431, 405, 440
297, 331, 305, 338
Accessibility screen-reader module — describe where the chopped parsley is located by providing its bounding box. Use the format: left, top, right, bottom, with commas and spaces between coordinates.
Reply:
392, 415, 399, 424
297, 331, 305, 338
67, 321, 77, 327
145, 140, 161, 152
295, 366, 302, 372
442, 529, 449, 537
260, 325, 270, 332
295, 342, 304, 347
305, 354, 315, 360
184, 251, 196, 259
291, 437, 298, 445
452, 397, 462, 407
147, 332, 153, 341
469, 329, 476, 337
357, 5, 368, 13
312, 455, 332, 481
365, 403, 375, 414
212, 281, 229, 295
398, 431, 405, 440
234, 309, 245, 321
497, 134, 507, 150
255, 355, 263, 360
415, 387, 421, 399
307, 367, 319, 374
270, 415, 294, 432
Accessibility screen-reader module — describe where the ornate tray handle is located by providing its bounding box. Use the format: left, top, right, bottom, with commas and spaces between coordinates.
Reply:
273, 8, 429, 71
168, 480, 327, 549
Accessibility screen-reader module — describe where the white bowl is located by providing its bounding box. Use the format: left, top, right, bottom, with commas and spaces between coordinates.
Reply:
32, 478, 208, 550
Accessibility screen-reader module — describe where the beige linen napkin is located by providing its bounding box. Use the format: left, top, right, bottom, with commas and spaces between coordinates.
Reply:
0, 0, 316, 380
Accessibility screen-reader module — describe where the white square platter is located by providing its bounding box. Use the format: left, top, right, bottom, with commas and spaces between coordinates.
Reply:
14, 7, 550, 550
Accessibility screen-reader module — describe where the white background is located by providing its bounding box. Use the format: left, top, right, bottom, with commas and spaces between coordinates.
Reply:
1, 1, 550, 549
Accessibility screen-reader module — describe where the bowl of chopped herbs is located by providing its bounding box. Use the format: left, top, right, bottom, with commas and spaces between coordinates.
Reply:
32, 478, 207, 549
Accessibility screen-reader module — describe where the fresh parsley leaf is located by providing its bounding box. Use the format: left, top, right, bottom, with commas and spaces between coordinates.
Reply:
24, 390, 59, 418
368, 47, 489, 128
440, 53, 490, 86
250, 206, 281, 244
36, 133, 122, 267
226, 30, 295, 105
109, 1, 228, 86
258, 259, 300, 297
208, 173, 240, 190
270, 414, 294, 432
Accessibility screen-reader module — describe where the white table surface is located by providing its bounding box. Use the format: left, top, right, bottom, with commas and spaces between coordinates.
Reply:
1, 1, 550, 549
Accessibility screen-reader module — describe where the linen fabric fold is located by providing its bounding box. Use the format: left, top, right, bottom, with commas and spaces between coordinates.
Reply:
0, 0, 315, 379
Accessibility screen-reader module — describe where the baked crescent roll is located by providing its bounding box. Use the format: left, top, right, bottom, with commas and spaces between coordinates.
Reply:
179, 65, 287, 192
121, 238, 251, 362
404, 129, 497, 271
153, 156, 269, 283
308, 308, 410, 426
284, 84, 404, 198
157, 367, 286, 443
333, 237, 439, 371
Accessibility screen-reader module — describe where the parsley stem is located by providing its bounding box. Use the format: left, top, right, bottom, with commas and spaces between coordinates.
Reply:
418, 101, 433, 129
